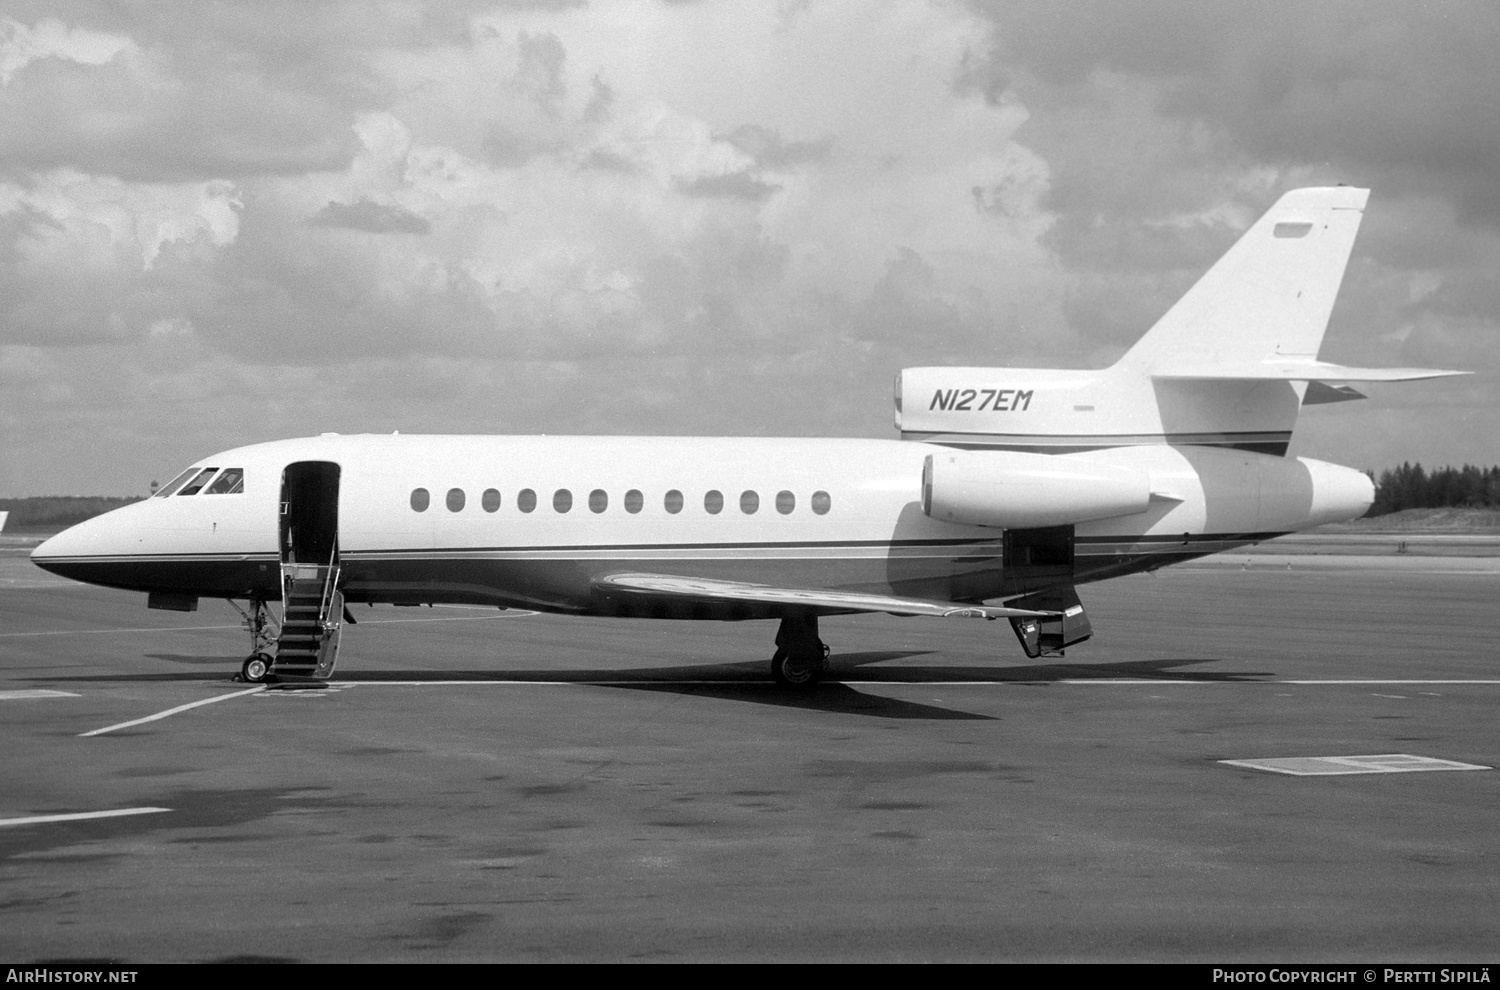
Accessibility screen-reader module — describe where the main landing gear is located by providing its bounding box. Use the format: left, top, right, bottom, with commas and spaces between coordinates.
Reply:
770, 614, 830, 688
231, 598, 279, 684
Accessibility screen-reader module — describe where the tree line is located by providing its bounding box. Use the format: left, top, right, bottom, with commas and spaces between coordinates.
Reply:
0, 496, 143, 532
1368, 463, 1500, 517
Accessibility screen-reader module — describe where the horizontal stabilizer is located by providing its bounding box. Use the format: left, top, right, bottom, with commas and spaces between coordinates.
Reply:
1302, 381, 1365, 406
1153, 361, 1469, 383
594, 572, 1055, 619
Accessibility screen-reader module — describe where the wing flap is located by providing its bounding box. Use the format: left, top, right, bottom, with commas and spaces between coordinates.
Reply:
593, 572, 1054, 619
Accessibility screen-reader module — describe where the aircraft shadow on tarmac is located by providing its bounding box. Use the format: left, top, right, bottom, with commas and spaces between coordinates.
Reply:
32, 652, 1272, 721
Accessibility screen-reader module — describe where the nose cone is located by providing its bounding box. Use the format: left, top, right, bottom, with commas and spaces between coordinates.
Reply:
31, 518, 103, 580
29, 502, 150, 586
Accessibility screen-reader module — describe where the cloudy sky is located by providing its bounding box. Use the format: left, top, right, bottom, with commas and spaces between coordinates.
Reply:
2, 0, 1496, 496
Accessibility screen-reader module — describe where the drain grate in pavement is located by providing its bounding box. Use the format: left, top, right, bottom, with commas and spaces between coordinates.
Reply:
1221, 754, 1491, 776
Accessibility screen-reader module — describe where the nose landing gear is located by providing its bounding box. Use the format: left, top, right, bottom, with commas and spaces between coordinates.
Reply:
231, 598, 280, 683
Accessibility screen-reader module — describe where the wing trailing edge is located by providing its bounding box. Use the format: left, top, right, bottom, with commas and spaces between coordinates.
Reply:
593, 572, 1055, 620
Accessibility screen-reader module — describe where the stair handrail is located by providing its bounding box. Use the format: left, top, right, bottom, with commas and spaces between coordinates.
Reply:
317, 537, 341, 630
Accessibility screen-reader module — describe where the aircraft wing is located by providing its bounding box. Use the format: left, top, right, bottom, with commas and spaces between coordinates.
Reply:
593, 572, 1055, 619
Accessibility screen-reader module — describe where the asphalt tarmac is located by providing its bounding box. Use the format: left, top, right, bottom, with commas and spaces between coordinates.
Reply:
2, 549, 1498, 962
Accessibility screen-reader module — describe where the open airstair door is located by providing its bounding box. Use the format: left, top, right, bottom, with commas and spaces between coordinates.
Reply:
276, 461, 343, 680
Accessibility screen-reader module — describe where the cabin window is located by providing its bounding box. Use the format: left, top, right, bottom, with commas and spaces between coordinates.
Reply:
447, 488, 465, 512
411, 488, 430, 512
704, 490, 724, 514
811, 490, 831, 515
664, 489, 684, 514
482, 488, 500, 512
554, 489, 572, 513
624, 489, 644, 514
776, 490, 795, 514
177, 468, 218, 496
154, 467, 200, 498
740, 490, 759, 514
204, 468, 244, 495
589, 489, 608, 513
518, 488, 537, 513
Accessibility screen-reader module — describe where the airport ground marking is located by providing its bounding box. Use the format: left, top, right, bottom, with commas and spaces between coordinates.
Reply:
356, 610, 539, 625
80, 686, 266, 737
321, 677, 1500, 689
0, 689, 79, 699
0, 807, 171, 828
0, 622, 247, 638
0, 609, 536, 640
1221, 754, 1491, 776
1063, 678, 1500, 686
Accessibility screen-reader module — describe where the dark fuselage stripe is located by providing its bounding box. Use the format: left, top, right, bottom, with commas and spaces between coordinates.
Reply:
35, 532, 1284, 567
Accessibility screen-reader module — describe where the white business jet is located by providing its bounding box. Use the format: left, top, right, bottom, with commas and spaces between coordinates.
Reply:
31, 187, 1463, 687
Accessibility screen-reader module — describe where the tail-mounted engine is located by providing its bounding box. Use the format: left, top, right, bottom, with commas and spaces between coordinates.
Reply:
922, 449, 1151, 529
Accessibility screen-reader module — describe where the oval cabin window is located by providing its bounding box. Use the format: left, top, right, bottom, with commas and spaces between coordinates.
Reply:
811, 490, 831, 515
664, 490, 684, 514
776, 490, 795, 514
554, 489, 573, 513
740, 490, 759, 514
704, 490, 724, 514
589, 489, 608, 513
624, 489, 644, 514
447, 488, 465, 512
518, 488, 537, 513
411, 488, 430, 512
482, 488, 501, 512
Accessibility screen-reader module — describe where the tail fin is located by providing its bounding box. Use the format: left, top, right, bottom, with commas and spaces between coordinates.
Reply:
895, 187, 1466, 456
1117, 186, 1369, 375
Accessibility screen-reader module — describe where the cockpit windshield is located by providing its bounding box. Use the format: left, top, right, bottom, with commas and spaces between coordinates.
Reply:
176, 468, 219, 496
204, 468, 244, 494
153, 465, 247, 497
153, 467, 201, 498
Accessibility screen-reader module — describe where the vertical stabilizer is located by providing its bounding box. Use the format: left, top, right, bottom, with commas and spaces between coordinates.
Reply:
1116, 187, 1368, 375
896, 186, 1462, 456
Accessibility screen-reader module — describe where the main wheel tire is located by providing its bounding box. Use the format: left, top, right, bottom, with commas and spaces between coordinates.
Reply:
771, 647, 823, 688
241, 653, 273, 684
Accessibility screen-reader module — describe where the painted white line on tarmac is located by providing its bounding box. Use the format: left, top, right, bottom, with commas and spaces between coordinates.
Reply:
0, 609, 536, 638
338, 680, 696, 687
1061, 679, 1217, 685
80, 686, 266, 737
325, 677, 1500, 689
0, 689, 79, 699
1064, 678, 1500, 686
0, 622, 244, 638
355, 610, 539, 625
1279, 679, 1500, 685
0, 807, 171, 828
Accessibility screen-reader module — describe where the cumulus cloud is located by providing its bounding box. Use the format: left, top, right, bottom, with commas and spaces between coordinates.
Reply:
3, 0, 1497, 493
0, 16, 134, 83
308, 199, 431, 235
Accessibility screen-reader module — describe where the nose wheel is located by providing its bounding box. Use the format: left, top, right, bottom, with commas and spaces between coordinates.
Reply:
240, 652, 274, 684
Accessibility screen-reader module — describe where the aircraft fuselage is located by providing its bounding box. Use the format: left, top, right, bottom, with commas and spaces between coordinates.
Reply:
31, 433, 1372, 620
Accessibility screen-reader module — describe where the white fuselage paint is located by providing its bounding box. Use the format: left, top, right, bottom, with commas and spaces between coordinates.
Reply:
31, 433, 1373, 615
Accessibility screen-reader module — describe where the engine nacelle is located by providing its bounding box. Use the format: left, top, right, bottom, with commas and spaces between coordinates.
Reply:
922, 449, 1152, 529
